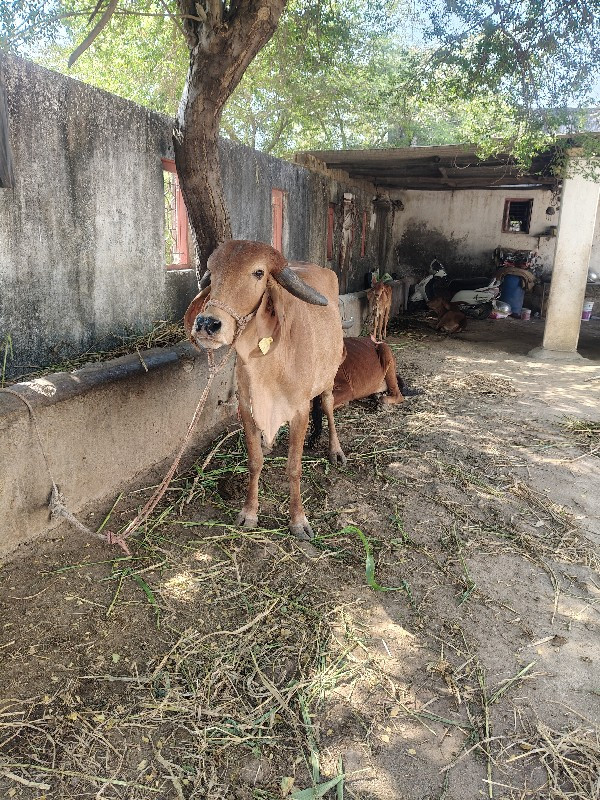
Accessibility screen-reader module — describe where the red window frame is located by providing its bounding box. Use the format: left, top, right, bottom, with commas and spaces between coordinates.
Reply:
326, 203, 335, 260
162, 158, 190, 270
272, 188, 285, 254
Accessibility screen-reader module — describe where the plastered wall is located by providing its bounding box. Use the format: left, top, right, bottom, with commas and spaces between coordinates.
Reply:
0, 344, 236, 556
388, 188, 559, 279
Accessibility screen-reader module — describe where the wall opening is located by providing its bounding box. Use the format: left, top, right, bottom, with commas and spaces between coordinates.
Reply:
0, 80, 15, 189
162, 158, 190, 269
271, 188, 286, 254
502, 198, 533, 234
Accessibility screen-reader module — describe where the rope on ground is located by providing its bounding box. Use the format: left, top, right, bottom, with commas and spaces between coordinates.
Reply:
0, 386, 131, 554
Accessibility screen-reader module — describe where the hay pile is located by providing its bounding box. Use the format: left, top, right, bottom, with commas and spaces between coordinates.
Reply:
4, 320, 186, 387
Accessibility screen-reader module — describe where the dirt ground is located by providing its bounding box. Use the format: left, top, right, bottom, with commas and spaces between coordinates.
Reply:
1, 315, 600, 800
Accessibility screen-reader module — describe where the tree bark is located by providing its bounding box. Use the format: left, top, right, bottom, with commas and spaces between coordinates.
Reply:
174, 0, 287, 278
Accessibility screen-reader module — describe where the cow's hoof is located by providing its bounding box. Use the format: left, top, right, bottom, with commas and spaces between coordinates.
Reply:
381, 394, 404, 405
329, 448, 347, 467
290, 518, 314, 541
236, 510, 258, 529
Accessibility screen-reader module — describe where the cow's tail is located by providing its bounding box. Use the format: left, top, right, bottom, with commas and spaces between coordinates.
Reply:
397, 375, 423, 396
308, 395, 323, 447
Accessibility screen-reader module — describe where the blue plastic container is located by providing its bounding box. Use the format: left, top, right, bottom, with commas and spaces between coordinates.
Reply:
499, 274, 525, 315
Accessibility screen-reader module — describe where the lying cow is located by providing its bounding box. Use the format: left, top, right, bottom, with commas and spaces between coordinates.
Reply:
367, 280, 393, 340
437, 309, 467, 334
310, 336, 419, 444
427, 296, 467, 334
184, 240, 346, 540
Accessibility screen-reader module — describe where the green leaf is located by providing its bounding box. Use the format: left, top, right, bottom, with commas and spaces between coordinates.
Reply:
291, 775, 344, 800
338, 525, 409, 594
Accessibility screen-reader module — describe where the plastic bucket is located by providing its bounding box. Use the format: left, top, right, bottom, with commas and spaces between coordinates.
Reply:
582, 300, 594, 321
520, 308, 531, 320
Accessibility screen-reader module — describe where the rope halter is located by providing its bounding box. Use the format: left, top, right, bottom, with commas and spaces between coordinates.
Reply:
202, 298, 256, 370
203, 298, 255, 331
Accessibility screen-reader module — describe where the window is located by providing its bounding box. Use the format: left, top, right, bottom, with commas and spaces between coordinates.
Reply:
360, 210, 367, 257
503, 199, 533, 234
271, 188, 285, 254
326, 203, 335, 260
162, 158, 190, 269
0, 81, 14, 189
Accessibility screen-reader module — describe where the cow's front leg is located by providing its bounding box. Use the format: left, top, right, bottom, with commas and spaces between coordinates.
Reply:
236, 397, 263, 529
382, 306, 390, 339
287, 406, 313, 540
320, 389, 347, 466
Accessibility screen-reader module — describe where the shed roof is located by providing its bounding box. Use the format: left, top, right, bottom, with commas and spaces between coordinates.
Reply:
296, 143, 559, 191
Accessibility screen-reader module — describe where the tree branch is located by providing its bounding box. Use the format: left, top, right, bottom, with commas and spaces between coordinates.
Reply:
68, 0, 119, 67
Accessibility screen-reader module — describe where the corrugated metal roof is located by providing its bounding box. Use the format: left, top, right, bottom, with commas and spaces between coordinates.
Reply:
296, 144, 559, 191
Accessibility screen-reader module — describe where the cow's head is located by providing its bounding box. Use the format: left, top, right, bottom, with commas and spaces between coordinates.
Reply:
369, 280, 388, 301
184, 240, 328, 350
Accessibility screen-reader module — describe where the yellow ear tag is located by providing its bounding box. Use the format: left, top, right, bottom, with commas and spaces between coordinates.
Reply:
258, 337, 273, 355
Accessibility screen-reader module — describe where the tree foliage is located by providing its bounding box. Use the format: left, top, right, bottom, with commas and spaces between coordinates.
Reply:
2, 0, 600, 169
3, 1, 188, 114
426, 0, 600, 109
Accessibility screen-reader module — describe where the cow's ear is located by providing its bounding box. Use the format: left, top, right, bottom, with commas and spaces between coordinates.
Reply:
184, 286, 211, 340
256, 281, 286, 343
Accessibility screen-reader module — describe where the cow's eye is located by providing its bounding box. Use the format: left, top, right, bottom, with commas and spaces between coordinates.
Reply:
253, 269, 265, 279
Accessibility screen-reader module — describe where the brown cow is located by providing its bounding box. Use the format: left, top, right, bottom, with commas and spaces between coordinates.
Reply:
427, 296, 467, 334
332, 336, 405, 409
310, 336, 420, 445
436, 309, 467, 334
184, 240, 346, 540
367, 280, 393, 340
426, 296, 451, 317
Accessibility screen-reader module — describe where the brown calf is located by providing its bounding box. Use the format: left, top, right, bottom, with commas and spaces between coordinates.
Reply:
427, 296, 467, 334
367, 280, 393, 340
310, 336, 414, 445
436, 309, 467, 333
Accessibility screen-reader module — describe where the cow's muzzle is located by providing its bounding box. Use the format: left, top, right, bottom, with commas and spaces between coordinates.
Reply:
195, 314, 222, 335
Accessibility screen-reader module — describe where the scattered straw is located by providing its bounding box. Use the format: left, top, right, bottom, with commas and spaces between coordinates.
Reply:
561, 417, 600, 460
506, 724, 600, 799
4, 319, 185, 387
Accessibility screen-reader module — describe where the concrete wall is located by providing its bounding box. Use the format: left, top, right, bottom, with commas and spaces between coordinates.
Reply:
387, 188, 558, 279
221, 138, 378, 291
0, 55, 380, 380
0, 344, 236, 557
0, 54, 176, 378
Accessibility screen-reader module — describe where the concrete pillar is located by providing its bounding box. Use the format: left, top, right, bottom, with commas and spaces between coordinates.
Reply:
538, 164, 600, 355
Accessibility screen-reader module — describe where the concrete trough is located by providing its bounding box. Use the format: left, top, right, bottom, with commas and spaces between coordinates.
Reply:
0, 343, 237, 557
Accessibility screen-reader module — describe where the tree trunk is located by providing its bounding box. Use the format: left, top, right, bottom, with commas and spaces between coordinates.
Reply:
174, 0, 287, 278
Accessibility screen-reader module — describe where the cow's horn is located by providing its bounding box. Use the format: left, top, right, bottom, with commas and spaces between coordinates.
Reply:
198, 270, 211, 289
275, 266, 328, 306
